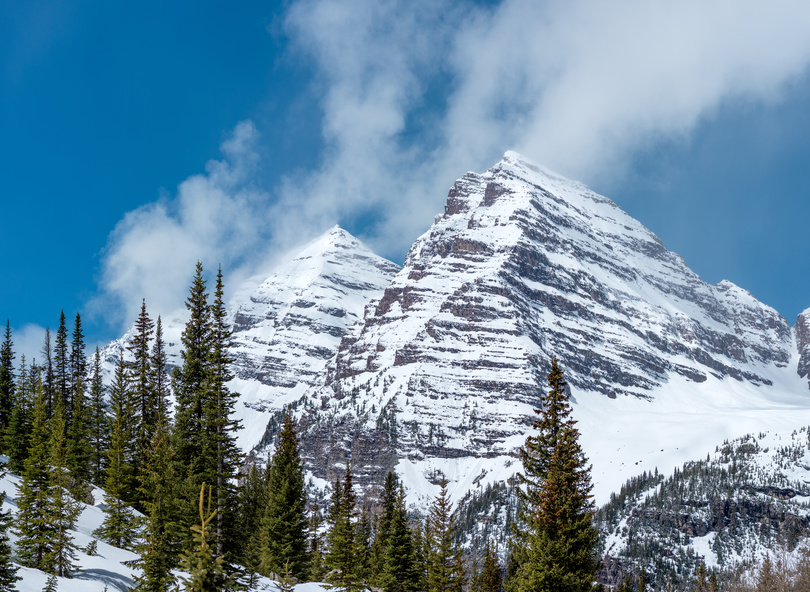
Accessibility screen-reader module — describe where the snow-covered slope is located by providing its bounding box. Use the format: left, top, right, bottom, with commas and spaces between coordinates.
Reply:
284, 151, 810, 507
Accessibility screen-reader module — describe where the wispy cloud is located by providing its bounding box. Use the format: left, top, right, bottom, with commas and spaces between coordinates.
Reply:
94, 0, 810, 328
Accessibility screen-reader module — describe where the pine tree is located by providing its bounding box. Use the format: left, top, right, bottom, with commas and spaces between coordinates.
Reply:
372, 471, 399, 584
95, 351, 139, 549
507, 357, 599, 592
308, 500, 326, 582
0, 320, 15, 446
0, 461, 20, 590
66, 375, 92, 492
237, 463, 268, 586
88, 348, 110, 485
380, 485, 421, 592
476, 541, 502, 592
41, 329, 54, 419
173, 262, 213, 538
426, 476, 465, 592
150, 317, 170, 424
69, 312, 86, 412
14, 370, 56, 570
53, 311, 70, 417
6, 355, 32, 474
46, 399, 82, 577
326, 463, 360, 590
262, 411, 309, 579
206, 266, 243, 558
132, 416, 181, 592
129, 299, 155, 478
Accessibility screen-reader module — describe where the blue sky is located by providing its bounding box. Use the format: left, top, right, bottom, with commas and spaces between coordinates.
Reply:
3, 0, 810, 359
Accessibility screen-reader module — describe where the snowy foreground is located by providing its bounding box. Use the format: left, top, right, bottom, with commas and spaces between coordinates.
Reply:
0, 469, 328, 592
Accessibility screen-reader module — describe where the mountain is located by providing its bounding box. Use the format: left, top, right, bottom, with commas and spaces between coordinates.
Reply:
101, 225, 400, 451
279, 151, 810, 507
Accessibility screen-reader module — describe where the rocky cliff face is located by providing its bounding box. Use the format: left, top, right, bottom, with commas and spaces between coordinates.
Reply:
795, 308, 810, 383
286, 152, 808, 505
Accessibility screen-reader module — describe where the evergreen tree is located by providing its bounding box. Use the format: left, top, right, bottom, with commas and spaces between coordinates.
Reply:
88, 348, 110, 485
46, 399, 82, 577
53, 311, 69, 417
95, 351, 138, 549
14, 370, 56, 570
372, 471, 399, 584
380, 486, 421, 592
0, 461, 20, 591
326, 463, 360, 590
150, 317, 170, 423
0, 320, 15, 446
66, 376, 92, 491
426, 476, 465, 592
237, 463, 268, 586
173, 262, 213, 537
69, 312, 86, 411
41, 329, 54, 419
129, 300, 155, 477
132, 416, 181, 592
262, 411, 309, 579
206, 266, 243, 558
357, 505, 373, 585
475, 541, 503, 592
507, 357, 599, 592
308, 501, 326, 582
6, 356, 32, 474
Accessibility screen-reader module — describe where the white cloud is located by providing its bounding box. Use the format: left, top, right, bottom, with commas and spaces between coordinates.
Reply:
92, 121, 274, 327
94, 0, 810, 328
13, 323, 48, 369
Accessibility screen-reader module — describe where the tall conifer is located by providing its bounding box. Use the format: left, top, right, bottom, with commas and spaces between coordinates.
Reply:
381, 486, 421, 592
507, 357, 598, 592
53, 311, 70, 417
426, 477, 465, 592
262, 411, 309, 579
88, 348, 110, 484
129, 300, 155, 477
69, 313, 86, 408
0, 320, 15, 445
327, 463, 361, 590
5, 355, 31, 473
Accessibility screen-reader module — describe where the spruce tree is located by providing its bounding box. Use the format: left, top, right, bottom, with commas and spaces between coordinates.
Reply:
150, 317, 170, 423
308, 501, 326, 582
380, 486, 421, 592
41, 329, 54, 419
95, 351, 138, 549
262, 411, 309, 579
0, 320, 15, 446
6, 355, 32, 474
173, 262, 212, 539
53, 311, 70, 417
88, 348, 110, 485
205, 267, 242, 558
132, 416, 181, 592
69, 312, 86, 411
129, 299, 155, 477
14, 370, 56, 570
426, 476, 465, 592
66, 376, 92, 492
46, 399, 82, 577
507, 357, 598, 592
326, 463, 360, 590
237, 463, 268, 586
372, 471, 399, 584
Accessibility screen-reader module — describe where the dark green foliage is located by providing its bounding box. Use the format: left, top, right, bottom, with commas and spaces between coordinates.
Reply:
150, 317, 170, 424
66, 376, 92, 491
177, 484, 233, 592
6, 356, 33, 474
205, 267, 242, 558
326, 463, 361, 590
0, 320, 15, 447
95, 352, 139, 549
129, 300, 155, 480
40, 328, 54, 419
262, 411, 309, 579
14, 371, 56, 570
308, 500, 326, 582
426, 476, 465, 592
69, 313, 86, 412
508, 357, 598, 592
54, 311, 69, 416
372, 471, 399, 583
236, 463, 268, 586
380, 485, 422, 592
132, 417, 181, 592
46, 399, 82, 577
42, 574, 57, 592
88, 348, 110, 485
